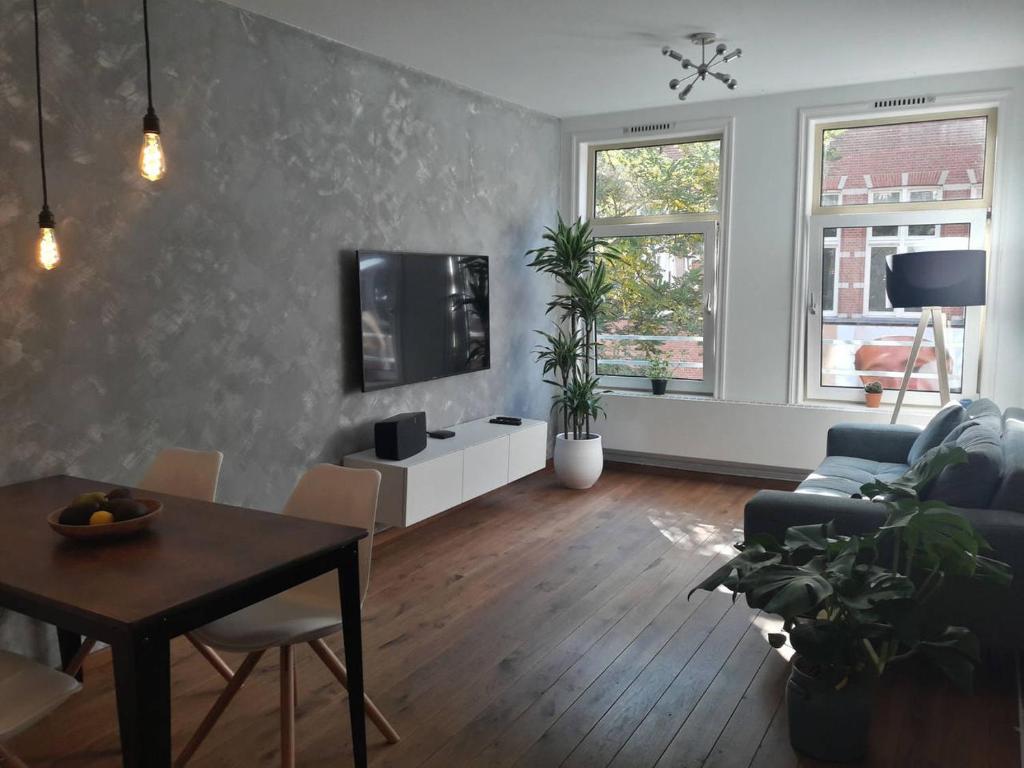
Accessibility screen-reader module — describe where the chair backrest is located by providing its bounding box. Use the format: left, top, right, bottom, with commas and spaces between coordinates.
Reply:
137, 447, 224, 502
282, 464, 381, 609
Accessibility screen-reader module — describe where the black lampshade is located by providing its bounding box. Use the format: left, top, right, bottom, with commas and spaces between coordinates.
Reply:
885, 250, 986, 308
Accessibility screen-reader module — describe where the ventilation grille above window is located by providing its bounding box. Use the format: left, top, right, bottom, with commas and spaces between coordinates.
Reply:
873, 95, 935, 109
623, 121, 675, 135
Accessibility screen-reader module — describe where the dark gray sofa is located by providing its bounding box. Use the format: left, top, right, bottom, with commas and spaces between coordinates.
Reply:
745, 399, 1024, 648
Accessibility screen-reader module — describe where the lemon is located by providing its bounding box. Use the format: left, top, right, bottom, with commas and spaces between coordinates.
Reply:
89, 510, 115, 526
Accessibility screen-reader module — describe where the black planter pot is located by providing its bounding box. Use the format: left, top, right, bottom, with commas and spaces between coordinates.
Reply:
650, 378, 668, 395
786, 658, 872, 762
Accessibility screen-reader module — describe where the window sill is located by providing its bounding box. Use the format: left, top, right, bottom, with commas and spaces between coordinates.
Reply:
605, 388, 714, 401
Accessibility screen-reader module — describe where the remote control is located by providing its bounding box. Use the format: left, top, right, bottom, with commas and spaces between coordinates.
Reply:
489, 416, 522, 426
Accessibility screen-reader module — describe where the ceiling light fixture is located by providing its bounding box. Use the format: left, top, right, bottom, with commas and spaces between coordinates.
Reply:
139, 0, 166, 181
32, 0, 59, 271
662, 33, 741, 102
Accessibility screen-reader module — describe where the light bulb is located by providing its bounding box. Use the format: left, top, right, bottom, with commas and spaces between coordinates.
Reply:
38, 226, 60, 270
140, 130, 165, 181
36, 207, 60, 270
723, 48, 742, 63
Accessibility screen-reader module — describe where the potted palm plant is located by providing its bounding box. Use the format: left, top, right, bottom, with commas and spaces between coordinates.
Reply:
528, 216, 618, 489
646, 353, 674, 395
690, 446, 1011, 762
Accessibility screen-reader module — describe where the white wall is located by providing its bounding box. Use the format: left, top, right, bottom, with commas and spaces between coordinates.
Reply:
562, 67, 1024, 472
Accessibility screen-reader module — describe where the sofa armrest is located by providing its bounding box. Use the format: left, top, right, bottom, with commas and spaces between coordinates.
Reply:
826, 423, 920, 463
744, 489, 889, 542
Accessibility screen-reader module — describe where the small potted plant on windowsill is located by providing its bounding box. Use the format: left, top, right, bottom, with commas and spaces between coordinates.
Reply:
864, 380, 883, 408
646, 354, 674, 395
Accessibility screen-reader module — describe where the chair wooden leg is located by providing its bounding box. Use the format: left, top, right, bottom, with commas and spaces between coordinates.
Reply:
63, 638, 97, 678
0, 743, 29, 768
185, 632, 235, 682
281, 646, 295, 768
308, 638, 400, 744
174, 650, 263, 767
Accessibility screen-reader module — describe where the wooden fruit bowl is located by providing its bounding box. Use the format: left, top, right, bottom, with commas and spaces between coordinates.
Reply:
48, 499, 163, 541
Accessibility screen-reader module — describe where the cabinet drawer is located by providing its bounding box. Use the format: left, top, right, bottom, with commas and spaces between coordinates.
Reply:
406, 452, 463, 526
463, 437, 509, 500
508, 424, 547, 481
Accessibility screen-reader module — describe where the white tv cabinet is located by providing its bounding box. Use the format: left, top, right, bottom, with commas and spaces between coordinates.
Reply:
343, 416, 547, 528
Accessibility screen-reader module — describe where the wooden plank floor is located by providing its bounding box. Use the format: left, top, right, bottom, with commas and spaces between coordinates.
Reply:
9, 466, 1019, 767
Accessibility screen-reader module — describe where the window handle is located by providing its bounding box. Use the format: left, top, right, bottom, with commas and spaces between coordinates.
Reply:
808, 291, 818, 315
704, 289, 714, 315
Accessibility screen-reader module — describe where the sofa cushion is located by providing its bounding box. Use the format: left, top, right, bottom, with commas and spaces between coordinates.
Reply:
908, 401, 966, 465
965, 398, 1002, 433
920, 419, 1003, 508
991, 414, 1024, 513
796, 456, 909, 498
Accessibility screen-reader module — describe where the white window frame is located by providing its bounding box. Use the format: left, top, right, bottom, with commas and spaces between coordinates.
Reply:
570, 122, 732, 396
791, 100, 1000, 407
806, 208, 986, 404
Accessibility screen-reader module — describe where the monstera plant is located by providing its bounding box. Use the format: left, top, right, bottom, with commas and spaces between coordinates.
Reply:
691, 446, 1012, 762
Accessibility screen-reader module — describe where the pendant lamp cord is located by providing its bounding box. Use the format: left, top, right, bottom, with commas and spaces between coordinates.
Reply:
143, 0, 154, 112
33, 0, 48, 209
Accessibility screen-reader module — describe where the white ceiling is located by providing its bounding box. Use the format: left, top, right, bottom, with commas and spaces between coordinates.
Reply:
222, 0, 1024, 117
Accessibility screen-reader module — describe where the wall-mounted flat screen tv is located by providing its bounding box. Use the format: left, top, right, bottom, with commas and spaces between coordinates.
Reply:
357, 251, 490, 392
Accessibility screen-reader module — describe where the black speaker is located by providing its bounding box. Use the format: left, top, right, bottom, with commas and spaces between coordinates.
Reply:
374, 412, 427, 460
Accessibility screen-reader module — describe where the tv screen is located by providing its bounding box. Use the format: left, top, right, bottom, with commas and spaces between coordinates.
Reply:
357, 251, 490, 392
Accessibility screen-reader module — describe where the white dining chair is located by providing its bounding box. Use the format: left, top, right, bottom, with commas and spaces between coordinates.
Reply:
64, 447, 231, 681
138, 447, 225, 504
175, 464, 399, 768
0, 649, 80, 768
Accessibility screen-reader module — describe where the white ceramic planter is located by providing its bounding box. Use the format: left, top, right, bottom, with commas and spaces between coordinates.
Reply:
553, 432, 603, 489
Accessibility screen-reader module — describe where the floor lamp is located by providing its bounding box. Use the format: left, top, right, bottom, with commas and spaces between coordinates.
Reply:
887, 249, 986, 424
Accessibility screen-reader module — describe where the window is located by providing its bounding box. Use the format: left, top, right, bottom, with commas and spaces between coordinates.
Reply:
805, 108, 994, 403
584, 134, 723, 394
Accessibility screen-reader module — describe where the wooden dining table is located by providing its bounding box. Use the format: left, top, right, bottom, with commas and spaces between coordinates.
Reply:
0, 474, 369, 768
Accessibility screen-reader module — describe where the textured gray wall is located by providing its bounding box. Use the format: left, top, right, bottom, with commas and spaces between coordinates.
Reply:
0, 0, 559, 658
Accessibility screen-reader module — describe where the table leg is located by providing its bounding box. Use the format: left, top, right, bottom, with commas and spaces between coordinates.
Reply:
339, 544, 367, 768
57, 628, 83, 682
112, 630, 171, 768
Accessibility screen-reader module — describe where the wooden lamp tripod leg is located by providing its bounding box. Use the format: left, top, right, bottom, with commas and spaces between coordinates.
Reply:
932, 307, 950, 406
891, 310, 932, 424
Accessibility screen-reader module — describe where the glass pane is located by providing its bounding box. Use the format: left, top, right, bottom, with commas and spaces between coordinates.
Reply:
872, 190, 902, 204
594, 140, 720, 219
908, 224, 936, 237
822, 248, 837, 313
871, 225, 898, 237
819, 223, 973, 393
820, 115, 988, 208
598, 234, 706, 380
868, 247, 896, 312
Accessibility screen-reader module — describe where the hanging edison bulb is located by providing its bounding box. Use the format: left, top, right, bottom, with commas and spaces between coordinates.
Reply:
139, 109, 165, 181
138, 0, 166, 181
37, 207, 60, 271
32, 0, 61, 270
